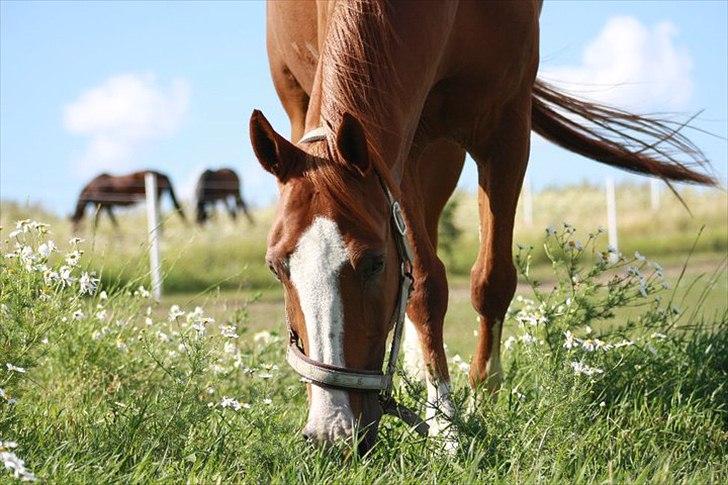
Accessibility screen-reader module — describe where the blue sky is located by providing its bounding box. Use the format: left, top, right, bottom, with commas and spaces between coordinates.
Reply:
1, 1, 726, 215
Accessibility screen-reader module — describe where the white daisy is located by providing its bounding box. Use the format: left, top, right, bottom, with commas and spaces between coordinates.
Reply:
37, 240, 57, 258
65, 250, 83, 267
220, 397, 242, 411
78, 272, 100, 295
563, 330, 579, 350
220, 325, 239, 339
168, 305, 185, 321
57, 266, 76, 288
570, 361, 604, 376
5, 363, 26, 373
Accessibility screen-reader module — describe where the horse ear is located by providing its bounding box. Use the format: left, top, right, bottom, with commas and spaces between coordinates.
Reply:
335, 112, 370, 176
249, 110, 302, 181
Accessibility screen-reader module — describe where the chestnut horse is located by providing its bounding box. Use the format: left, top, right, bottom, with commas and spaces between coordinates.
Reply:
195, 168, 254, 225
71, 170, 186, 231
252, 1, 714, 451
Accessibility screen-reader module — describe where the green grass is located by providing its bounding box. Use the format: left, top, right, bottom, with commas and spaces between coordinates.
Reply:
446, 182, 728, 274
2, 182, 726, 295
164, 257, 728, 363
2, 219, 727, 483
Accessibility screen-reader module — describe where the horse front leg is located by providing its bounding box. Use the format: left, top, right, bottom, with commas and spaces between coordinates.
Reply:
466, 97, 530, 402
402, 199, 456, 451
401, 140, 465, 384
105, 206, 120, 230
235, 192, 255, 225
224, 196, 238, 222
92, 204, 102, 231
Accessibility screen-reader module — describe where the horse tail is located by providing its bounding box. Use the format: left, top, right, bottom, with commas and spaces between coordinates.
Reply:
531, 80, 717, 189
163, 177, 187, 223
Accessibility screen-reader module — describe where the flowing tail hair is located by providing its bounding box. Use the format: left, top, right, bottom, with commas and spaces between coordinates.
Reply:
163, 177, 187, 223
531, 80, 717, 202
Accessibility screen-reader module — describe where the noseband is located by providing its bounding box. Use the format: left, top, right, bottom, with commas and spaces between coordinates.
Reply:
284, 126, 429, 436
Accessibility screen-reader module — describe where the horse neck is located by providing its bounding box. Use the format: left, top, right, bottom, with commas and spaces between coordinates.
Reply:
304, 3, 454, 182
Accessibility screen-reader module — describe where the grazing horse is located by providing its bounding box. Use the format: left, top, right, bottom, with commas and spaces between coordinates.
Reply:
71, 170, 186, 231
195, 168, 254, 225
253, 1, 714, 451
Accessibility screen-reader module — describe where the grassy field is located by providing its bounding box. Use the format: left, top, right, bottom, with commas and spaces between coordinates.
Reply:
1, 182, 726, 295
3, 181, 724, 353
1, 220, 726, 483
1, 185, 727, 482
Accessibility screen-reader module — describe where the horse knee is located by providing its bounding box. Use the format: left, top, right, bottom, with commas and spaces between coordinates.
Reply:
407, 258, 449, 377
470, 261, 517, 319
409, 260, 448, 324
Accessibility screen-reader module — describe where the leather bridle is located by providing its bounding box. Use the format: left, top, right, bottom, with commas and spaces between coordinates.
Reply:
283, 126, 429, 436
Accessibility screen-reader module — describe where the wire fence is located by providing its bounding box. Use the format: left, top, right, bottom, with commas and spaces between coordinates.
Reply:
519, 177, 667, 257
80, 170, 675, 299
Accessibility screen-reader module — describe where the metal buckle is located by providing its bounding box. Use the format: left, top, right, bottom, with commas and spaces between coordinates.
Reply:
392, 201, 407, 235
400, 261, 413, 279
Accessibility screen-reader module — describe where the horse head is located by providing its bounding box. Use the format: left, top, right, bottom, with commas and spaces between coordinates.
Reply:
250, 110, 406, 452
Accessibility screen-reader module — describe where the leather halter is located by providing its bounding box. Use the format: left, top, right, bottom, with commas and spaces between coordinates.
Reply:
285, 126, 429, 436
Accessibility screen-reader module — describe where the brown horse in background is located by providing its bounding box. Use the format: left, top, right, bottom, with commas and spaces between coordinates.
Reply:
71, 170, 186, 231
195, 168, 254, 225
253, 0, 715, 451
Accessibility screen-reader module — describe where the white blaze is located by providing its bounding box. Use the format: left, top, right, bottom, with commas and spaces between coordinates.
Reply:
289, 217, 354, 440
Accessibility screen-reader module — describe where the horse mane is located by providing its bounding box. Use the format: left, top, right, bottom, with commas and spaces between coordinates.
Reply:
302, 143, 398, 240
294, 2, 403, 236
319, 1, 399, 146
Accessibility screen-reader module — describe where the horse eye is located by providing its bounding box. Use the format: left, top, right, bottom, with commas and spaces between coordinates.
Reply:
360, 254, 385, 279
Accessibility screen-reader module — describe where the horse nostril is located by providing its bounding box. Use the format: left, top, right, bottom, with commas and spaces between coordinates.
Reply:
302, 428, 316, 442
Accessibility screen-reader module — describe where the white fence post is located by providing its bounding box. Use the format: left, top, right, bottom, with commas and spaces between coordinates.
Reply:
145, 172, 162, 301
650, 178, 661, 211
605, 177, 619, 262
523, 177, 534, 227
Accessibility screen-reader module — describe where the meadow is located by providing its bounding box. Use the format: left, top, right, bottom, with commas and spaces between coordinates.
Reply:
2, 181, 726, 352
2, 182, 727, 295
1, 183, 727, 483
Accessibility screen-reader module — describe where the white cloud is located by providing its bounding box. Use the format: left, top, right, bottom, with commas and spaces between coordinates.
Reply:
64, 73, 190, 175
540, 16, 693, 110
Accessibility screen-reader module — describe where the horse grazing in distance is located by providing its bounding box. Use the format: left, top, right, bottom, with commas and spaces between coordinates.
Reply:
195, 168, 254, 225
71, 170, 186, 231
254, 0, 715, 452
